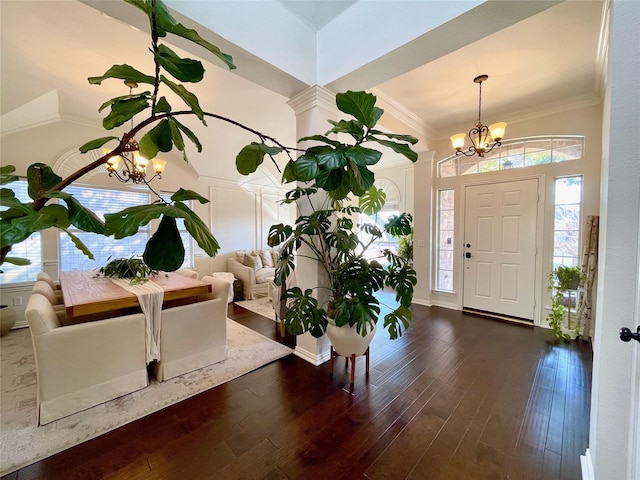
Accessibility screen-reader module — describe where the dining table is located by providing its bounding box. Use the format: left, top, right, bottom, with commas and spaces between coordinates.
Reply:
59, 270, 212, 323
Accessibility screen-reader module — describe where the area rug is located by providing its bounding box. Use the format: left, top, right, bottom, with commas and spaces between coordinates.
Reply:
235, 297, 276, 321
0, 319, 293, 476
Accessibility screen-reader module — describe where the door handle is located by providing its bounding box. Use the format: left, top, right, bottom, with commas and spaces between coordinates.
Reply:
619, 326, 640, 343
465, 252, 472, 258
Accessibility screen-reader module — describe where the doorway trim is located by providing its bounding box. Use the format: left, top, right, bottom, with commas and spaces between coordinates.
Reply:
457, 173, 546, 326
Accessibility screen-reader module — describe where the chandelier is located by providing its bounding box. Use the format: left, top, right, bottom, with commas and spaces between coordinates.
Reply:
450, 74, 507, 158
104, 82, 166, 184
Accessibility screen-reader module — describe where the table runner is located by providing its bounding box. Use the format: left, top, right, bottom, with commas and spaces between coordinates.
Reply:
110, 278, 164, 362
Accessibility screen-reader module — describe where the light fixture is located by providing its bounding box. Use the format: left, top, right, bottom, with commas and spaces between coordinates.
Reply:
104, 81, 166, 184
450, 74, 507, 157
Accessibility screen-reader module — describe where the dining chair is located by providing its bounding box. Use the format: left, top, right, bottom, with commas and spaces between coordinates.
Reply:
25, 293, 148, 425
31, 280, 64, 310
37, 271, 60, 290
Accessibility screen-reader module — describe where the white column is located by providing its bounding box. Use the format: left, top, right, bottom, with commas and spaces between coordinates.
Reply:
412, 150, 434, 306
585, 1, 640, 479
286, 86, 339, 365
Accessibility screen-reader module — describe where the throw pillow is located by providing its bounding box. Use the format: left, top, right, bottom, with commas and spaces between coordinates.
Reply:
242, 253, 262, 270
260, 249, 274, 268
235, 250, 246, 263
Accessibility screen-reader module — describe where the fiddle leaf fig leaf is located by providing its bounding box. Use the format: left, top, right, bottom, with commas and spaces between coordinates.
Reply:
103, 96, 150, 130
326, 119, 364, 141
0, 189, 31, 214
139, 119, 173, 160
335, 90, 381, 129
171, 118, 202, 154
316, 147, 347, 170
346, 146, 382, 166
105, 204, 167, 238
27, 164, 62, 200
154, 96, 172, 114
3, 256, 31, 266
40, 204, 71, 229
47, 191, 105, 234
60, 227, 95, 260
292, 153, 319, 181
173, 201, 220, 256
170, 188, 209, 204
348, 162, 375, 196
156, 44, 204, 82
368, 138, 418, 162
143, 215, 185, 271
297, 135, 341, 147
368, 129, 419, 145
79, 136, 119, 153
236, 143, 283, 175
164, 23, 236, 70
160, 75, 205, 123
0, 218, 34, 248
88, 64, 155, 86
359, 186, 386, 215
0, 165, 18, 185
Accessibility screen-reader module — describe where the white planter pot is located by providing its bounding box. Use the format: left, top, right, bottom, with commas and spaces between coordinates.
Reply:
0, 304, 17, 336
326, 318, 377, 357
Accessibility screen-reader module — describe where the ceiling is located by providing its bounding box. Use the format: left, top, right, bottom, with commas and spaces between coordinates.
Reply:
0, 1, 606, 186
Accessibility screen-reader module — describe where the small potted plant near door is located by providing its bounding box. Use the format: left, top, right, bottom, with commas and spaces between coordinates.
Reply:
547, 265, 585, 341
264, 91, 418, 357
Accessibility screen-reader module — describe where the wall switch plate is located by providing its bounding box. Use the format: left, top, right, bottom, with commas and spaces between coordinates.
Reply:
12, 296, 23, 306
417, 239, 426, 248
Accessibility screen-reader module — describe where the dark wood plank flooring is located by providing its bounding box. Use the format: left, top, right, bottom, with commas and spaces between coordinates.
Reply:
2, 303, 592, 480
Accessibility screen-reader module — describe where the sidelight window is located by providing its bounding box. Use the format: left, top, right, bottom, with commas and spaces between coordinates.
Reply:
553, 176, 583, 267
436, 189, 455, 292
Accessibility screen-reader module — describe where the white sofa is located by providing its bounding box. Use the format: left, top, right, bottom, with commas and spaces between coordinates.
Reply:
152, 276, 230, 382
227, 249, 277, 300
25, 293, 148, 425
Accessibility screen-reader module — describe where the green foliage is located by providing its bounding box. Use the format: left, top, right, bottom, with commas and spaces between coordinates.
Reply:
98, 256, 158, 285
546, 265, 585, 342
272, 177, 417, 341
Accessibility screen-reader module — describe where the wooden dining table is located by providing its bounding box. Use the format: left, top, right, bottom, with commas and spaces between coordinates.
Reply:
59, 270, 212, 322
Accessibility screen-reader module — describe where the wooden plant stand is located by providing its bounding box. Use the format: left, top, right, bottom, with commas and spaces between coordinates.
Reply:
329, 346, 370, 386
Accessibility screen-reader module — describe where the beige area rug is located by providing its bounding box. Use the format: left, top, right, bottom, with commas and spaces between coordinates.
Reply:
0, 319, 292, 476
235, 297, 276, 321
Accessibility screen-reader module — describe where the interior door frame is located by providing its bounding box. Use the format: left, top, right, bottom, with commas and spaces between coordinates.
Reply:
457, 173, 546, 325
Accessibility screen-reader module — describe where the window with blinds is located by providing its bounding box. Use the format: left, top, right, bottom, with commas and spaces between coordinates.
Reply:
0, 180, 43, 284
58, 186, 194, 271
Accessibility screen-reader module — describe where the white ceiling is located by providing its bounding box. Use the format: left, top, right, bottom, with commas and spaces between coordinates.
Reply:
0, 0, 606, 186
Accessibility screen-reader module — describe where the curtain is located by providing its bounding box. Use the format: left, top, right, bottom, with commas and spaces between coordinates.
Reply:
577, 215, 599, 339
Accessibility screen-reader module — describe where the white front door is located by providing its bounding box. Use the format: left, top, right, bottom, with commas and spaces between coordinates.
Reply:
463, 179, 539, 320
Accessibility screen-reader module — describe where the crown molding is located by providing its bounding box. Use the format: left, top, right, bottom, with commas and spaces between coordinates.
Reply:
287, 85, 338, 116
370, 87, 432, 138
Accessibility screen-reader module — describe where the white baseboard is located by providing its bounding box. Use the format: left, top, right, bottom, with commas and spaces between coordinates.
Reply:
294, 346, 331, 366
581, 448, 594, 480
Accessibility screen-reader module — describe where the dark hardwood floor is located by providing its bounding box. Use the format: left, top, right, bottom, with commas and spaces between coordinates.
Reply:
2, 303, 592, 480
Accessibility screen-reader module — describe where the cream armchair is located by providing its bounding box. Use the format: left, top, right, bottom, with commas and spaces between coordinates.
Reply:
25, 293, 148, 425
227, 250, 277, 300
152, 277, 230, 382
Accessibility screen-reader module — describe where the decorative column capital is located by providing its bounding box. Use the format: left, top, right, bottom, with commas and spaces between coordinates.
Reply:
287, 85, 338, 117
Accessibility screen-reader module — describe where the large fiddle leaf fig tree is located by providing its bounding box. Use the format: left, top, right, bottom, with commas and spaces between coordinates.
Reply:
0, 0, 418, 284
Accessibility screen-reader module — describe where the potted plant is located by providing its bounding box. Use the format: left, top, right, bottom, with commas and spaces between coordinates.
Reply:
547, 265, 586, 341
98, 256, 158, 285
265, 91, 418, 355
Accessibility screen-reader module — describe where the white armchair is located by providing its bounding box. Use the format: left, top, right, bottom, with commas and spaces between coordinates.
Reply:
25, 293, 148, 425
227, 255, 275, 300
153, 277, 230, 382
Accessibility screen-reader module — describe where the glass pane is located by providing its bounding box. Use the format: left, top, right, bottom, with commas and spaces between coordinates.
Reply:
478, 157, 500, 173
440, 190, 454, 209
438, 270, 453, 291
60, 232, 149, 271
439, 230, 454, 249
552, 141, 583, 162
439, 159, 457, 178
439, 210, 454, 230
554, 230, 580, 257
457, 157, 477, 175
554, 204, 580, 230
439, 250, 453, 270
555, 176, 582, 204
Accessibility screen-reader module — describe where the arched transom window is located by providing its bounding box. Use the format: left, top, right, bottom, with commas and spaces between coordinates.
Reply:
438, 136, 584, 178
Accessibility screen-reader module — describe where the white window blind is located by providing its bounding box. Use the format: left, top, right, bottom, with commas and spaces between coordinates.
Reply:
0, 180, 43, 284
59, 186, 150, 272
